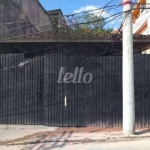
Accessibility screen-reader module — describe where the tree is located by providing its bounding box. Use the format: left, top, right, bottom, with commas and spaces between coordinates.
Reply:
74, 11, 112, 34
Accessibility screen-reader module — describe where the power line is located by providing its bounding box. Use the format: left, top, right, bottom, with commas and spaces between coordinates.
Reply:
0, 38, 121, 72
0, 11, 123, 41
4, 4, 122, 25
3, 5, 122, 38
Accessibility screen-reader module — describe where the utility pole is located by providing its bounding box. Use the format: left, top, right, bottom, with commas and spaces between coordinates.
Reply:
122, 0, 135, 135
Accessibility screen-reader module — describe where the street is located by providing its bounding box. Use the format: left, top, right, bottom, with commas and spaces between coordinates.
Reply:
1, 138, 150, 150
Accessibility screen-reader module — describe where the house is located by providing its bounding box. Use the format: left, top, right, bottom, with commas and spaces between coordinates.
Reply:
1, 0, 150, 128
47, 9, 67, 28
132, 0, 150, 53
132, 0, 147, 34
0, 0, 66, 54
0, 0, 150, 56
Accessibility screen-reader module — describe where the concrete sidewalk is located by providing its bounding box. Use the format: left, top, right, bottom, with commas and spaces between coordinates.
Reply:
0, 125, 150, 145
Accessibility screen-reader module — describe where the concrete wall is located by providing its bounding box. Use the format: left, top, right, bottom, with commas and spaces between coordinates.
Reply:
0, 0, 53, 37
16, 0, 53, 31
0, 0, 21, 36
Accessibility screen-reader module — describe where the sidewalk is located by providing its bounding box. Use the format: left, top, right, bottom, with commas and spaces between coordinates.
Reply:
0, 125, 150, 145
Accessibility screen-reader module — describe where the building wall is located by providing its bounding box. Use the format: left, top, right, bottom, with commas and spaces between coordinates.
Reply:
132, 0, 150, 35
15, 0, 53, 31
132, 0, 150, 53
0, 0, 22, 36
0, 0, 53, 37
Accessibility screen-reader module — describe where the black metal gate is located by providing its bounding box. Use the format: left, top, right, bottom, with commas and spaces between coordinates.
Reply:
1, 54, 150, 127
44, 55, 122, 127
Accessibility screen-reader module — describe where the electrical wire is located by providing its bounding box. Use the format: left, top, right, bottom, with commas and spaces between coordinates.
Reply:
2, 5, 123, 39
0, 11, 123, 42
4, 4, 122, 25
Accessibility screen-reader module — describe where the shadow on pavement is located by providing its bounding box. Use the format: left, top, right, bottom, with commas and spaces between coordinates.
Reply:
21, 131, 73, 150
136, 129, 150, 135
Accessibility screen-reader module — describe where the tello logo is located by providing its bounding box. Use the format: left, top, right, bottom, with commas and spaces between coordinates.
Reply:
58, 67, 93, 83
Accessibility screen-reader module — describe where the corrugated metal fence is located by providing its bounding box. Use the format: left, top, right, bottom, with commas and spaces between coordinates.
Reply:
44, 55, 122, 127
0, 54, 150, 127
0, 54, 44, 125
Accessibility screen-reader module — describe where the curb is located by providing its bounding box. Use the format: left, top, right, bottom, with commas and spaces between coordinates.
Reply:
1, 135, 150, 145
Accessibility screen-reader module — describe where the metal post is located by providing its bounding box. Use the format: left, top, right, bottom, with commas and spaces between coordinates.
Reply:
122, 0, 135, 135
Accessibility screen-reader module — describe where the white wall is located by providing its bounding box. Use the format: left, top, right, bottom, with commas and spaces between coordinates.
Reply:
133, 1, 150, 53
133, 9, 150, 34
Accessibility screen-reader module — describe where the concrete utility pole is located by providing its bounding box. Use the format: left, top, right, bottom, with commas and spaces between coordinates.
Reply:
122, 0, 135, 135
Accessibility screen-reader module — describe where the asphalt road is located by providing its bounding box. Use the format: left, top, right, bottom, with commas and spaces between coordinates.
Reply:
1, 138, 150, 150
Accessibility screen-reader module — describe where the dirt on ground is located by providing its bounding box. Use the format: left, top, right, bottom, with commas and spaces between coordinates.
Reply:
0, 127, 122, 145
0, 127, 149, 145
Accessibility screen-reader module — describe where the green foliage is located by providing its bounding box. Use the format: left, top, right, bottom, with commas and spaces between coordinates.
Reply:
74, 11, 113, 34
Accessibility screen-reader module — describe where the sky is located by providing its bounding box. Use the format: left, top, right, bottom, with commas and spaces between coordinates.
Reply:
39, 0, 122, 15
39, 0, 122, 29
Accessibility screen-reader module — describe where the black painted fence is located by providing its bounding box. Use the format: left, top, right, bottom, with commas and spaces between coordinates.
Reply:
0, 54, 44, 125
0, 54, 150, 127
